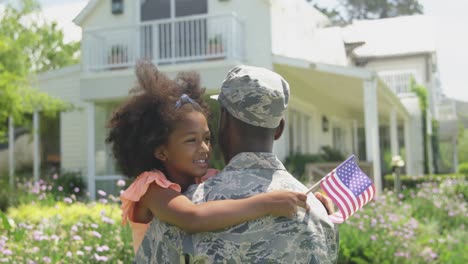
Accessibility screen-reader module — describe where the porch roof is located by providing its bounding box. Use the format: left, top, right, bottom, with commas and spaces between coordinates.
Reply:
273, 55, 409, 124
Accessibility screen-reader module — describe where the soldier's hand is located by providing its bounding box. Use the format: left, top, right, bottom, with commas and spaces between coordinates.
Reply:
314, 192, 334, 215
263, 191, 310, 218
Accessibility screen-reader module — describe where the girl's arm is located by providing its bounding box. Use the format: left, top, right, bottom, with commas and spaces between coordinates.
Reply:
139, 183, 309, 234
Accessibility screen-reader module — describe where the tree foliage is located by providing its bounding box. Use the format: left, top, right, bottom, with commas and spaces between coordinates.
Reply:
0, 0, 78, 141
308, 0, 424, 25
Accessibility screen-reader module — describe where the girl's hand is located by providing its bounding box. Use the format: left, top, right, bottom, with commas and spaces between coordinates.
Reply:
314, 192, 335, 215
262, 191, 310, 218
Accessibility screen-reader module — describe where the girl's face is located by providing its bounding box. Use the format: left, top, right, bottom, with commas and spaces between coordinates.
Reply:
156, 111, 211, 185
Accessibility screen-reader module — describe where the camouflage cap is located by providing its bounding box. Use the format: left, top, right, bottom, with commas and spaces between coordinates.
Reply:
215, 65, 290, 128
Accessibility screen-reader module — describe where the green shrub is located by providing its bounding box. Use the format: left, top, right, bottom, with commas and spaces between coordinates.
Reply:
46, 170, 87, 200
285, 154, 324, 180
285, 146, 345, 181
458, 162, 468, 175
383, 174, 467, 190
0, 187, 18, 212
339, 177, 467, 264
3, 202, 133, 263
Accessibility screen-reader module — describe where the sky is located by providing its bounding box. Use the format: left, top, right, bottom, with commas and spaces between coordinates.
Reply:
5, 0, 468, 102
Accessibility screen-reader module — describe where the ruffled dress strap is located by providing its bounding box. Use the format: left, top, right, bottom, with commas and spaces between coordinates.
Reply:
120, 170, 181, 225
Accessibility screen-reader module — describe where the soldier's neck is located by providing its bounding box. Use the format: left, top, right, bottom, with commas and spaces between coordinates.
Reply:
225, 140, 273, 163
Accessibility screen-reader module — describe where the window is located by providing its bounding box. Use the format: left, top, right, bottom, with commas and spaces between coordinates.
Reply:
112, 0, 124, 15
379, 70, 416, 95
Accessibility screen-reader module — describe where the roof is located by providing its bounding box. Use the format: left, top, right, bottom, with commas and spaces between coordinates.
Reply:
73, 0, 99, 26
342, 15, 436, 58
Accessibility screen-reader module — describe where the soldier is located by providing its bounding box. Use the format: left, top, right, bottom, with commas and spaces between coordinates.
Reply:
135, 65, 339, 263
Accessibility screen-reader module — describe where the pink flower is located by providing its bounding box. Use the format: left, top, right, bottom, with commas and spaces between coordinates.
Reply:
64, 197, 73, 204
94, 253, 109, 262
42, 257, 51, 263
58, 186, 63, 191
97, 245, 109, 252
74, 187, 80, 193
92, 231, 102, 238
53, 174, 58, 180
98, 190, 107, 197
84, 246, 92, 252
371, 235, 377, 241
1, 249, 12, 255
66, 251, 72, 257
101, 216, 115, 225
116, 179, 126, 187
72, 235, 82, 241
76, 250, 84, 256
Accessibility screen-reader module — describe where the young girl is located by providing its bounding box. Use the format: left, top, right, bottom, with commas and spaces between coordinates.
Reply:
106, 61, 310, 253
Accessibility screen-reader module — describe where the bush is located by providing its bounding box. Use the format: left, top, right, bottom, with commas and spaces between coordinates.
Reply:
45, 170, 87, 200
458, 163, 468, 175
383, 174, 467, 190
1, 177, 133, 263
339, 177, 467, 264
2, 202, 133, 263
285, 146, 345, 181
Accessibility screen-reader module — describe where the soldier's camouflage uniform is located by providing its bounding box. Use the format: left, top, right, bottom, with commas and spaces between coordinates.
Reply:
135, 153, 339, 264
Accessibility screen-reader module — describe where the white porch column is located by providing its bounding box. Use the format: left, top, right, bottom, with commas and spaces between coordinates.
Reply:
8, 116, 15, 188
390, 109, 399, 156
426, 111, 434, 174
290, 110, 298, 153
33, 111, 40, 182
304, 115, 310, 153
87, 102, 96, 200
352, 120, 359, 157
404, 118, 414, 176
363, 78, 382, 195
453, 136, 458, 173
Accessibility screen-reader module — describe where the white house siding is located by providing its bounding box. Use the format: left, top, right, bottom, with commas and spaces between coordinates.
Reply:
34, 66, 88, 174
365, 55, 428, 90
366, 54, 440, 123
270, 0, 350, 66
80, 61, 239, 101
209, 0, 273, 67
80, 0, 137, 30
400, 94, 424, 176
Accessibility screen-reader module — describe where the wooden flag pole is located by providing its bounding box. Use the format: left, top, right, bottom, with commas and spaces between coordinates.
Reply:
305, 177, 326, 194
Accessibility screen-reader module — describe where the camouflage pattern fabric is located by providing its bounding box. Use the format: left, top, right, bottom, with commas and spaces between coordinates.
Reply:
135, 152, 339, 264
218, 65, 290, 129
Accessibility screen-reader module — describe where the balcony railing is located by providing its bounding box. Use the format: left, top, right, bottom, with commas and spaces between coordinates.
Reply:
83, 13, 243, 71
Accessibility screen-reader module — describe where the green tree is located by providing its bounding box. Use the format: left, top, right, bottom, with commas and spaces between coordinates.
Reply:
308, 0, 424, 25
0, 0, 78, 141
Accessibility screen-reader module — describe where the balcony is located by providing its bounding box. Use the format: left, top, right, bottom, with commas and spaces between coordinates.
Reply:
82, 13, 243, 72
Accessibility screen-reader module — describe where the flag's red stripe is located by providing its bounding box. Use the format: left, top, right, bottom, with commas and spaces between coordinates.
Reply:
321, 177, 350, 220
322, 173, 354, 219
323, 174, 353, 218
356, 192, 364, 209
330, 175, 358, 213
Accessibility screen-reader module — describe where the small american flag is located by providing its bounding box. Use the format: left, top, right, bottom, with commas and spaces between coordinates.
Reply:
320, 155, 375, 224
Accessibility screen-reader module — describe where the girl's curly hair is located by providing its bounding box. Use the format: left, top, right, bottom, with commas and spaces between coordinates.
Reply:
106, 60, 210, 178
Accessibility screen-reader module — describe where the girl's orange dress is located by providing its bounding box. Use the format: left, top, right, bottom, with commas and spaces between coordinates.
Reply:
120, 169, 218, 253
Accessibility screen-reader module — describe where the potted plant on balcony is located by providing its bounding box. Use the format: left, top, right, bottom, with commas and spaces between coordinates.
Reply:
108, 44, 128, 69
207, 34, 224, 59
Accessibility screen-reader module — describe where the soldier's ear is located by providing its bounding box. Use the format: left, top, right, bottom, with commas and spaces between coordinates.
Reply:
274, 118, 285, 140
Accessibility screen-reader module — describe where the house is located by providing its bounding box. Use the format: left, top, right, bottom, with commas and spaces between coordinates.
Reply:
27, 0, 424, 199
437, 96, 468, 172
340, 15, 443, 175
